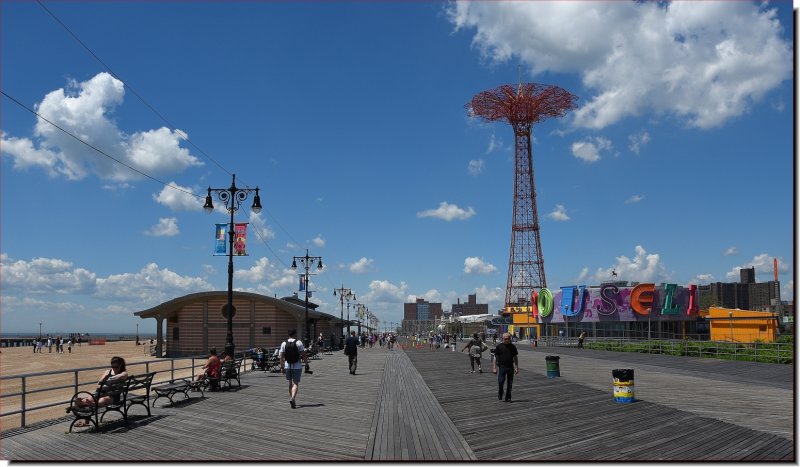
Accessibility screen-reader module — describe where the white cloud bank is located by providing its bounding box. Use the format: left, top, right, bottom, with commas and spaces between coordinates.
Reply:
1, 73, 202, 182
447, 1, 791, 129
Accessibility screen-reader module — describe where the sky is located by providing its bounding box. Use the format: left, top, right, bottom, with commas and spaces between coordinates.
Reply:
1, 1, 795, 336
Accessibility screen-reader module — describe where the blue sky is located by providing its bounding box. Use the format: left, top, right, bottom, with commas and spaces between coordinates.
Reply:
1, 1, 794, 335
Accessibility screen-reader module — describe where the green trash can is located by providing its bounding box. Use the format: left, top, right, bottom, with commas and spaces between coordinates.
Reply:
545, 355, 560, 378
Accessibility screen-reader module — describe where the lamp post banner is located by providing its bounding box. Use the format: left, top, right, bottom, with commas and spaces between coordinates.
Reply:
299, 274, 306, 291
213, 223, 228, 255
233, 223, 248, 256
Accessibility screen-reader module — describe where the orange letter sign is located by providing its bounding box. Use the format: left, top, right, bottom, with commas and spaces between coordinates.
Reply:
630, 283, 655, 316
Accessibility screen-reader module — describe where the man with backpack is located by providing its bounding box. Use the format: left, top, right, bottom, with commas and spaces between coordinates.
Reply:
279, 329, 308, 409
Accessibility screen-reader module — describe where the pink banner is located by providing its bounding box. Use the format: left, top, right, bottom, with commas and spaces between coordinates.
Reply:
233, 223, 248, 256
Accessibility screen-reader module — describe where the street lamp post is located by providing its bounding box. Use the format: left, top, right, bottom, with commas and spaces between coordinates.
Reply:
729, 311, 734, 342
333, 285, 355, 343
204, 173, 262, 357
292, 249, 323, 345
39, 322, 42, 340
136, 323, 139, 345
355, 303, 364, 335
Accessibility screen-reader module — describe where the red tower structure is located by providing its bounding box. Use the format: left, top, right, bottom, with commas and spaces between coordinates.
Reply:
468, 83, 578, 308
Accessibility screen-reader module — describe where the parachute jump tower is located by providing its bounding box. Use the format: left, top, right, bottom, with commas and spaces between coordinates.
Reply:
468, 82, 578, 309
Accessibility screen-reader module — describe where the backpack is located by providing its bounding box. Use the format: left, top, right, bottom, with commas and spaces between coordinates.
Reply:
284, 339, 300, 364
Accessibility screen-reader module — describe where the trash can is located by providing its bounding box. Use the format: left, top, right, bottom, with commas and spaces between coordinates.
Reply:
612, 369, 635, 403
545, 355, 560, 378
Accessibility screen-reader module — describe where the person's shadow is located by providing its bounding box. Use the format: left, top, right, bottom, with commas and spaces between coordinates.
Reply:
297, 403, 326, 408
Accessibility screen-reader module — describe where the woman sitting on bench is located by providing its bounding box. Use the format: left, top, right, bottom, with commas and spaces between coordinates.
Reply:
71, 356, 128, 425
195, 348, 221, 383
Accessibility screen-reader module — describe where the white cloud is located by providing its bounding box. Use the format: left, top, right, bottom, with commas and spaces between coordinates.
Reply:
0, 73, 203, 181
311, 234, 325, 248
468, 159, 485, 176
571, 136, 612, 163
153, 182, 203, 211
248, 211, 276, 241
349, 257, 374, 274
417, 201, 476, 221
691, 273, 715, 285
472, 285, 505, 313
576, 267, 589, 283
571, 141, 600, 163
723, 247, 738, 256
464, 257, 497, 275
593, 245, 670, 284
96, 263, 213, 302
780, 280, 793, 301
363, 280, 408, 303
1, 254, 97, 295
628, 130, 651, 154
724, 253, 788, 280
486, 133, 505, 154
547, 204, 570, 221
625, 195, 644, 204
234, 257, 271, 282
447, 1, 791, 130
145, 217, 179, 237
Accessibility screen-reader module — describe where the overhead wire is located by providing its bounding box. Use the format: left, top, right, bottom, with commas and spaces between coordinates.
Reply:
28, 1, 368, 315
1, 90, 201, 200
35, 0, 233, 178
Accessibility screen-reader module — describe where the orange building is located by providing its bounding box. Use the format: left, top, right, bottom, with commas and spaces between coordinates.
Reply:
707, 306, 779, 343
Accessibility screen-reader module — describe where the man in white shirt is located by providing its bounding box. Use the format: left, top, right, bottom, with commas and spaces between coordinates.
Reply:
279, 329, 308, 409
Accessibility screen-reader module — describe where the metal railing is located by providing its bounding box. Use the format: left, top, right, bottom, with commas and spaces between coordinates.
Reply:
0, 352, 260, 429
535, 337, 792, 364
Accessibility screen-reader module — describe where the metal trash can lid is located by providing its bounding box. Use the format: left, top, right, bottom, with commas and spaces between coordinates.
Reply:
545, 355, 560, 361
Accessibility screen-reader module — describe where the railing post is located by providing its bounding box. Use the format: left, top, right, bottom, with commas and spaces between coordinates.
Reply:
74, 370, 79, 394
171, 359, 175, 381
20, 377, 26, 428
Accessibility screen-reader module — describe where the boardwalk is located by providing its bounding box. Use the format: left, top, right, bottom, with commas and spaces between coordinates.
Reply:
0, 342, 794, 461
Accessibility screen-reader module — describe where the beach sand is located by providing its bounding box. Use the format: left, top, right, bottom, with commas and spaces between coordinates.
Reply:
1, 341, 205, 430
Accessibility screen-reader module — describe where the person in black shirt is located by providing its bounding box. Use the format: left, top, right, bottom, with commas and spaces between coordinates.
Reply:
492, 332, 519, 402
344, 331, 359, 375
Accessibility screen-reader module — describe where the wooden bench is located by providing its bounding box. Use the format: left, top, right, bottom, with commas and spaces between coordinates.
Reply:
151, 377, 205, 406
66, 372, 155, 432
218, 358, 242, 390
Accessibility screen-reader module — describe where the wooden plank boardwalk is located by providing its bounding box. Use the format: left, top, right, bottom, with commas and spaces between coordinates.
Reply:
406, 343, 794, 461
365, 349, 475, 461
0, 342, 794, 461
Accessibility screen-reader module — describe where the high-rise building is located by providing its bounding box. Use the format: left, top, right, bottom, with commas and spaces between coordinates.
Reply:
740, 267, 756, 284
402, 298, 443, 334
450, 294, 489, 317
699, 276, 780, 313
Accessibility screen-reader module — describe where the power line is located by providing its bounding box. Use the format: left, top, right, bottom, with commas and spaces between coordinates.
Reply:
35, 0, 233, 178
31, 1, 353, 300
1, 90, 201, 200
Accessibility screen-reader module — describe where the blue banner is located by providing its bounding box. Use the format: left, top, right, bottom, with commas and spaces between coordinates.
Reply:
214, 224, 227, 255
299, 274, 305, 291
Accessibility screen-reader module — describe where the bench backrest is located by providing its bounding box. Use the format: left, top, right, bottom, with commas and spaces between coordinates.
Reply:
126, 372, 155, 393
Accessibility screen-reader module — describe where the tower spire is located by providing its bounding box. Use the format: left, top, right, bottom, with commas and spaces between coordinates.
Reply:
468, 82, 578, 308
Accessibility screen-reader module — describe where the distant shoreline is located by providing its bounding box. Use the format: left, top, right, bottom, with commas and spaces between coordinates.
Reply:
1, 334, 157, 340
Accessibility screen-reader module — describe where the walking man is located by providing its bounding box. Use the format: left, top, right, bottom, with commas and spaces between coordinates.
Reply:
279, 329, 308, 409
492, 332, 519, 403
344, 331, 359, 375
578, 331, 587, 349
